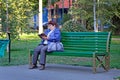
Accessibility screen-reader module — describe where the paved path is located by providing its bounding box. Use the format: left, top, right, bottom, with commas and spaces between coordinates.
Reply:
112, 38, 120, 40
0, 64, 120, 80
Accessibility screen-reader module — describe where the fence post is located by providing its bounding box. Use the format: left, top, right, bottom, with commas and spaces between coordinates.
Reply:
7, 31, 11, 63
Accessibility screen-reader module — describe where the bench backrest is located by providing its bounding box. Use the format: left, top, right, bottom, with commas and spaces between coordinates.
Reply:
0, 39, 9, 57
61, 32, 111, 53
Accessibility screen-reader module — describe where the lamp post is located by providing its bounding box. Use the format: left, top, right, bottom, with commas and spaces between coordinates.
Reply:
38, 0, 43, 34
6, 0, 11, 63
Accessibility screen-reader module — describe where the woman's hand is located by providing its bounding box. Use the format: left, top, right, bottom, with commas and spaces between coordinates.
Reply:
42, 36, 48, 40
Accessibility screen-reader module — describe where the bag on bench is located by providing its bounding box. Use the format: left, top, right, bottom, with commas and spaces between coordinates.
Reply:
47, 42, 64, 52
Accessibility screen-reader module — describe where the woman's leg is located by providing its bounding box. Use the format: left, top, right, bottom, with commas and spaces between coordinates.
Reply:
39, 45, 48, 65
32, 45, 44, 66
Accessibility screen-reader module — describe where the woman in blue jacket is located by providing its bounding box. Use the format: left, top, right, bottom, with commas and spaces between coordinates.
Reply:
29, 21, 61, 70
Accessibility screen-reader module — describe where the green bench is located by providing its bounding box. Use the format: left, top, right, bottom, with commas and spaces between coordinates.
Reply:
0, 39, 9, 57
29, 32, 112, 73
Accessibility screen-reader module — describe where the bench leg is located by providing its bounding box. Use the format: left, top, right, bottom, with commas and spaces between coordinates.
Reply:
96, 56, 107, 70
105, 55, 110, 71
93, 54, 96, 73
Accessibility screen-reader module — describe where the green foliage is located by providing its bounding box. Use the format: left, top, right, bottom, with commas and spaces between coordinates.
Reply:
61, 13, 71, 25
69, 0, 93, 20
98, 0, 120, 34
61, 20, 87, 32
1, 0, 37, 39
69, 0, 120, 33
51, 0, 60, 5
43, 0, 48, 7
68, 0, 94, 31
29, 0, 39, 11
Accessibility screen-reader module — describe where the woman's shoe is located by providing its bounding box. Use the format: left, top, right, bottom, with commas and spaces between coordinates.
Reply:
39, 65, 45, 70
29, 65, 38, 69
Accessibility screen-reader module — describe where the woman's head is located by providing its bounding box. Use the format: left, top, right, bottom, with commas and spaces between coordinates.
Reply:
48, 21, 58, 30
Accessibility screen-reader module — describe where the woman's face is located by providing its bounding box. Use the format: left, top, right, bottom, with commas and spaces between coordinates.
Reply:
48, 24, 55, 30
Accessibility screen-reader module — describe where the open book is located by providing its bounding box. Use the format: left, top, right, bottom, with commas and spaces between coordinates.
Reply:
38, 33, 47, 39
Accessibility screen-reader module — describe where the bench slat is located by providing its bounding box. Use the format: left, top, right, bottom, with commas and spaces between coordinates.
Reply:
62, 32, 109, 35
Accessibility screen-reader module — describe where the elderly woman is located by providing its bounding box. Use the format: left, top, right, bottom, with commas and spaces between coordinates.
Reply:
29, 21, 61, 70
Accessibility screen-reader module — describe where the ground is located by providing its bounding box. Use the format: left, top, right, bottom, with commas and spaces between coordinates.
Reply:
0, 64, 120, 80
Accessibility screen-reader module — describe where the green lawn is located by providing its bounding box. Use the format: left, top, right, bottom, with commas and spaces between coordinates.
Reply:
0, 33, 120, 69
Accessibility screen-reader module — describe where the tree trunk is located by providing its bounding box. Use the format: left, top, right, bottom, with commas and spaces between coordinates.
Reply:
48, 0, 52, 21
93, 0, 98, 32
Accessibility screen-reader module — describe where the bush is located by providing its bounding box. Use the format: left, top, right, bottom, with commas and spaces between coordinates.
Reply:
61, 20, 87, 32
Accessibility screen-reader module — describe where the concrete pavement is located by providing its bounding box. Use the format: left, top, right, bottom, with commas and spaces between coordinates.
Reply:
0, 64, 120, 80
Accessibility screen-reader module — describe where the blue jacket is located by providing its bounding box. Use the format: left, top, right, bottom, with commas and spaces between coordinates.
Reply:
40, 28, 61, 45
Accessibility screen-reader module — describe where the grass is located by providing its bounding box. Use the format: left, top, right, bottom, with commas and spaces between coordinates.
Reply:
0, 33, 120, 69
112, 35, 120, 38
114, 76, 120, 80
110, 40, 120, 69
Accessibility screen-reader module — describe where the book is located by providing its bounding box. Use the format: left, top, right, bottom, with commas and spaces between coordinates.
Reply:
38, 33, 47, 38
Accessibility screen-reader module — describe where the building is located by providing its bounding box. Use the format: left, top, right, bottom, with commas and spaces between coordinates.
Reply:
32, 0, 73, 29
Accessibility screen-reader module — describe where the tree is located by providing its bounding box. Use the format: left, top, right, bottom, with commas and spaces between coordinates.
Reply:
69, 0, 93, 30
69, 0, 120, 34
48, 0, 52, 21
1, 0, 37, 39
103, 0, 120, 34
47, 0, 60, 21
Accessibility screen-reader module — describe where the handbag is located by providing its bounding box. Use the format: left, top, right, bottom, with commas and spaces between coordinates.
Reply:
47, 42, 64, 52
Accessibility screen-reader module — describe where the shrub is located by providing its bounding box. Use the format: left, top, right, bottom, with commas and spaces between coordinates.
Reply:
61, 20, 87, 32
